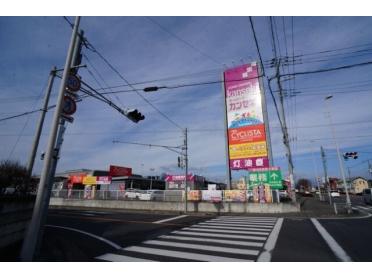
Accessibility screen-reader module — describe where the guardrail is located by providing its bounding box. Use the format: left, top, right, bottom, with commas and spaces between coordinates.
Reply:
51, 189, 284, 203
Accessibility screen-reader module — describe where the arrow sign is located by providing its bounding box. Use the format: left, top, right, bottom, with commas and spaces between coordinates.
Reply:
270, 173, 279, 180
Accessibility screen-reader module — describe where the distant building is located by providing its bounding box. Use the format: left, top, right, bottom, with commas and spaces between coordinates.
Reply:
350, 177, 369, 194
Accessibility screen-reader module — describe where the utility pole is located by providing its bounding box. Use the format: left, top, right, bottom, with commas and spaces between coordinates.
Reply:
324, 95, 351, 213
275, 60, 296, 202
26, 67, 57, 179
20, 16, 81, 261
309, 141, 322, 201
258, 63, 273, 166
321, 146, 332, 205
184, 128, 188, 213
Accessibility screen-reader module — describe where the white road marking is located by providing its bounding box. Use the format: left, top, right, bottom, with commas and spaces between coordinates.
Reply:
310, 218, 352, 262
45, 224, 121, 250
153, 215, 188, 224
191, 224, 271, 232
96, 253, 154, 262
123, 246, 252, 262
143, 240, 260, 256
205, 220, 276, 226
257, 218, 283, 262
158, 235, 264, 247
172, 230, 267, 241
201, 222, 274, 228
216, 217, 277, 221
181, 227, 269, 235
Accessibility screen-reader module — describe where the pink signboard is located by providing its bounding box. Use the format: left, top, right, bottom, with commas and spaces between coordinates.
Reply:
165, 174, 195, 182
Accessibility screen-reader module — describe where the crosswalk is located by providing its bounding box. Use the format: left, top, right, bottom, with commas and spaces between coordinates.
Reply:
96, 216, 280, 262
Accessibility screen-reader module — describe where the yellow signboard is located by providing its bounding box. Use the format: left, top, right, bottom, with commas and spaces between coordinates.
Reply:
229, 141, 268, 159
82, 176, 97, 185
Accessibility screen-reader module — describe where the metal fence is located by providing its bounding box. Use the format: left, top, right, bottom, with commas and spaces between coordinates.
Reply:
51, 189, 283, 203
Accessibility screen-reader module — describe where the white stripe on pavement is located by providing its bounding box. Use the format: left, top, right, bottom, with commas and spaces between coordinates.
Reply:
200, 222, 274, 228
153, 215, 188, 224
123, 246, 253, 262
143, 240, 260, 256
205, 220, 275, 226
257, 218, 283, 262
158, 235, 264, 247
310, 218, 352, 262
191, 224, 271, 232
181, 227, 270, 235
45, 225, 121, 250
172, 230, 267, 241
215, 217, 278, 221
355, 205, 372, 211
96, 253, 154, 262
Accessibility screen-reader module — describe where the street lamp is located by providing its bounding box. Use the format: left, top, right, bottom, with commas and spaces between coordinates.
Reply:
324, 95, 352, 213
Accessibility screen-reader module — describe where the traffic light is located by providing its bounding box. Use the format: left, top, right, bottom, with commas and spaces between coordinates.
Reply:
126, 109, 145, 123
343, 152, 358, 160
70, 30, 84, 75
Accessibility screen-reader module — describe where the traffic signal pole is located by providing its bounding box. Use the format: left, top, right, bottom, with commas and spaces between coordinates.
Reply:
20, 16, 81, 261
26, 67, 57, 179
184, 128, 188, 213
275, 61, 296, 202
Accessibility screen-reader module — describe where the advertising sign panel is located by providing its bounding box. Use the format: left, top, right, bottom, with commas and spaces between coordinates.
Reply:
109, 165, 132, 177
202, 190, 222, 202
82, 176, 97, 185
224, 190, 247, 202
69, 174, 86, 184
96, 176, 112, 185
188, 190, 201, 201
224, 62, 269, 170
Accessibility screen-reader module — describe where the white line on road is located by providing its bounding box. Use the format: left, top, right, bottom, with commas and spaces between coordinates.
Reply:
191, 224, 271, 232
172, 230, 267, 241
123, 246, 253, 262
45, 224, 122, 250
257, 218, 283, 262
310, 218, 352, 262
153, 215, 188, 224
200, 222, 274, 228
143, 240, 260, 256
216, 217, 277, 221
206, 220, 276, 225
96, 253, 154, 262
181, 227, 270, 235
158, 235, 264, 247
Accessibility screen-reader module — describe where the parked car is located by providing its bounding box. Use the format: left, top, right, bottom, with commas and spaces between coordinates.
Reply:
138, 190, 165, 201
330, 191, 340, 197
362, 188, 372, 205
124, 188, 142, 199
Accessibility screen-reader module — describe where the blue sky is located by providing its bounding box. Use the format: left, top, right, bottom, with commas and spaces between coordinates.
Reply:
1, 16, 372, 184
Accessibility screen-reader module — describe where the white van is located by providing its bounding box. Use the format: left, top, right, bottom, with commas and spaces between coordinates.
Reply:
362, 188, 372, 205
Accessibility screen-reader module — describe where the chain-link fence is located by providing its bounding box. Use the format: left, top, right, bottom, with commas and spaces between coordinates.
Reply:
51, 189, 284, 203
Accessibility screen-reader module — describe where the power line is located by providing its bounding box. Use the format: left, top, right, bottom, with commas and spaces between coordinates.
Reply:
145, 17, 221, 66
62, 16, 183, 130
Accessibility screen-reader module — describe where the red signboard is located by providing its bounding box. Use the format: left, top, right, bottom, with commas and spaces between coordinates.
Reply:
165, 174, 195, 182
228, 124, 266, 145
109, 165, 132, 177
69, 174, 86, 184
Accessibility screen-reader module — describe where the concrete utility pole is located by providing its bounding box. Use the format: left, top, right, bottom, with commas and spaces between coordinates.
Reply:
221, 73, 231, 190
258, 63, 274, 167
26, 67, 57, 179
324, 95, 351, 213
184, 128, 188, 213
275, 61, 296, 202
321, 146, 332, 205
20, 16, 81, 261
309, 141, 322, 201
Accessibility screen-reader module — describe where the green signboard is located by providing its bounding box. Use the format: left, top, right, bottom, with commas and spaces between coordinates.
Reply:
246, 168, 283, 189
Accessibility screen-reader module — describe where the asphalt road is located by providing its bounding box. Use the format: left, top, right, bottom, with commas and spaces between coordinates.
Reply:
36, 204, 372, 262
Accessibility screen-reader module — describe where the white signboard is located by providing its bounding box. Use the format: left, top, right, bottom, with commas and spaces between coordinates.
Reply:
202, 190, 222, 202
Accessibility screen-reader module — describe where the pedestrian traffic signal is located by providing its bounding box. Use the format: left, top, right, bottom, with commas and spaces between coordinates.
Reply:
343, 152, 358, 160
126, 109, 145, 123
